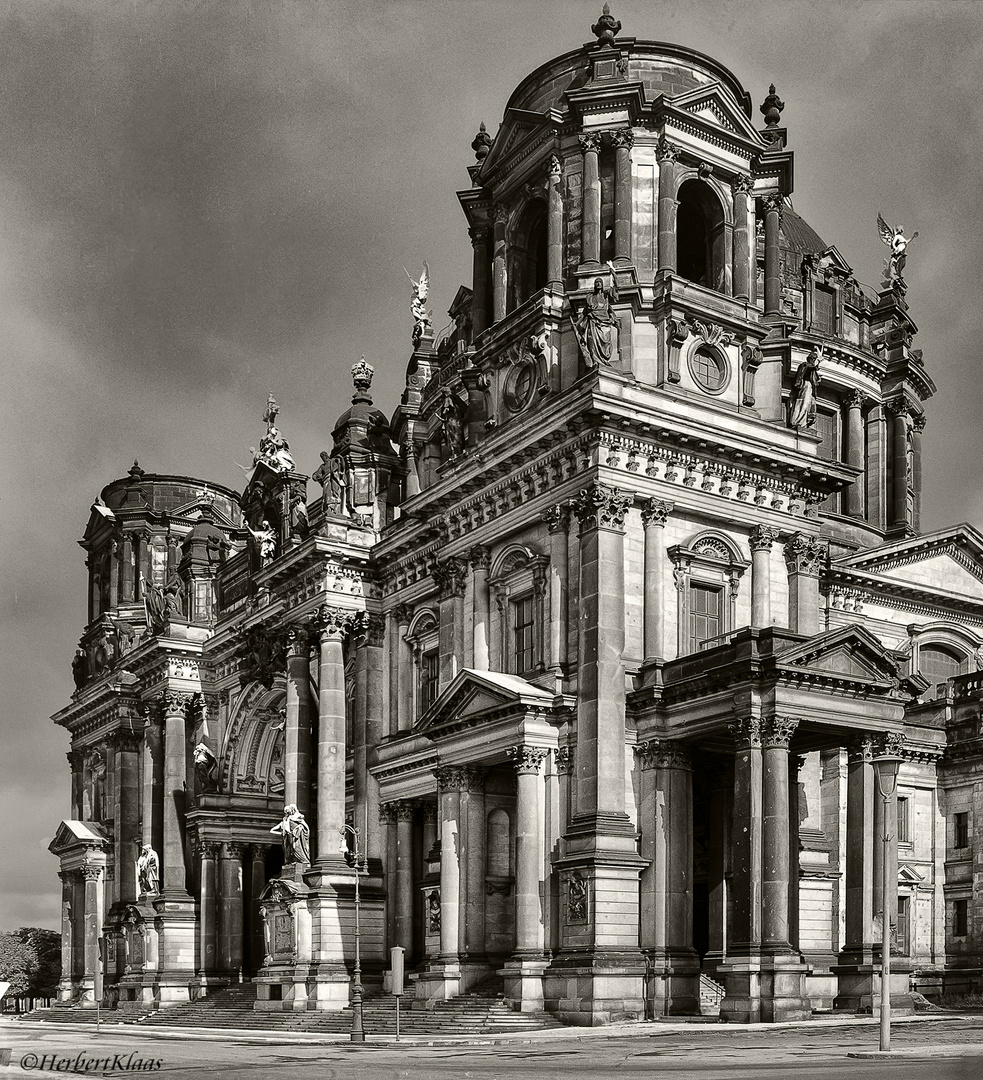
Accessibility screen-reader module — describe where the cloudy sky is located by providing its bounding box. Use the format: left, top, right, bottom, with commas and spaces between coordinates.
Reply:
2, 0, 981, 931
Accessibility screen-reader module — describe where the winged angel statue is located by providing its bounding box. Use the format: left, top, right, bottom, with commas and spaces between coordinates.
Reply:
405, 263, 432, 348
877, 213, 917, 287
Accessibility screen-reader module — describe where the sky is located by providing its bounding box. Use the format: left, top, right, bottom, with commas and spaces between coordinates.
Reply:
2, 0, 982, 931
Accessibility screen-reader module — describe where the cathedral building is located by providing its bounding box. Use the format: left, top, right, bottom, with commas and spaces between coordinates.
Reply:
50, 8, 982, 1027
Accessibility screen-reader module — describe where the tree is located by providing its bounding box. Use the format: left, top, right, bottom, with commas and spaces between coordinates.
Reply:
0, 928, 60, 999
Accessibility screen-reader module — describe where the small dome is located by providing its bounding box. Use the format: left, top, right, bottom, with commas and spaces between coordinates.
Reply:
780, 208, 827, 256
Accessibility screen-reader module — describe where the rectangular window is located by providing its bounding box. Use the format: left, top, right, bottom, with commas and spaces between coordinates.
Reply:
513, 595, 536, 674
813, 285, 836, 335
815, 409, 840, 513
689, 582, 722, 654
419, 649, 439, 714
954, 811, 969, 850
953, 898, 969, 938
897, 796, 910, 844
897, 895, 910, 954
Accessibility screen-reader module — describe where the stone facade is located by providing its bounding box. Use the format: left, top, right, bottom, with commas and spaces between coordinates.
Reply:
51, 10, 982, 1024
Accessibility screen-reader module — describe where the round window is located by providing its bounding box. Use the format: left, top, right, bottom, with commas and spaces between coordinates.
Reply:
689, 346, 729, 395
503, 359, 538, 412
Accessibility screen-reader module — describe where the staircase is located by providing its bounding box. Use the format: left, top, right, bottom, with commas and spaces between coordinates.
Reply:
699, 973, 725, 1016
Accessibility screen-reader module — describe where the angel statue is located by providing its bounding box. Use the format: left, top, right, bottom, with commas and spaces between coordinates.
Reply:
788, 344, 823, 430
405, 263, 432, 348
877, 213, 918, 286
573, 262, 620, 368
247, 519, 277, 561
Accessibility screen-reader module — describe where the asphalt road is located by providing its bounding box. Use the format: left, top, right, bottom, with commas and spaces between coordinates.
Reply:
2, 1017, 983, 1080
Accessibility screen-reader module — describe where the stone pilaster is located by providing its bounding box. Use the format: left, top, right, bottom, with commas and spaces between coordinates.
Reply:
887, 397, 911, 532
783, 533, 826, 636
197, 841, 220, 986
393, 603, 413, 734
157, 690, 192, 898
492, 204, 508, 324
469, 546, 491, 671
640, 499, 672, 665
80, 863, 104, 1006
542, 504, 570, 683
433, 558, 467, 689
844, 391, 867, 518
469, 224, 491, 338
218, 842, 244, 979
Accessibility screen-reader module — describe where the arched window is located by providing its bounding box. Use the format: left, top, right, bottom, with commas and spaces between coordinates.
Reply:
677, 179, 726, 292
918, 643, 967, 687
508, 201, 548, 312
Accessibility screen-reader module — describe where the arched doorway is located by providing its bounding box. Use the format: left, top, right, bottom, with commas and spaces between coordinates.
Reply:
677, 179, 727, 292
508, 200, 548, 311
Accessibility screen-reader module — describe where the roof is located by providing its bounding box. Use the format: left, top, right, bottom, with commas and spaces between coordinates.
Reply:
781, 208, 827, 255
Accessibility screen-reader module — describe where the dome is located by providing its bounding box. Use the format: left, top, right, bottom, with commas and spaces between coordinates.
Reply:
779, 208, 827, 256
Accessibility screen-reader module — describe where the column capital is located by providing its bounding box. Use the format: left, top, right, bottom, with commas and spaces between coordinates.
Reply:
783, 532, 827, 575
248, 842, 270, 861
285, 625, 311, 658
846, 389, 867, 410
635, 738, 691, 770
542, 502, 571, 534
548, 154, 562, 178
392, 603, 414, 627
378, 801, 397, 826
762, 715, 799, 749
434, 765, 485, 792
731, 172, 754, 195
886, 396, 912, 418
553, 745, 572, 774
762, 193, 784, 217
574, 481, 633, 533
80, 862, 103, 882
223, 841, 245, 859
419, 799, 438, 823
198, 840, 219, 860
655, 135, 680, 163
493, 203, 510, 225
877, 731, 906, 757
358, 613, 386, 648
578, 131, 603, 154
640, 497, 673, 528
157, 689, 192, 718
432, 557, 468, 599
309, 604, 357, 640
468, 224, 491, 247
848, 734, 875, 763
609, 128, 634, 150
729, 716, 762, 750
912, 412, 927, 433
506, 745, 550, 774
468, 545, 491, 572
749, 524, 780, 552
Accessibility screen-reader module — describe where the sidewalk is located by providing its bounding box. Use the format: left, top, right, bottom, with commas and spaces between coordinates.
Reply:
6, 1011, 983, 1049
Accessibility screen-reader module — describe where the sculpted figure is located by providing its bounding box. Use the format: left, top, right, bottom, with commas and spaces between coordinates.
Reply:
788, 345, 823, 430
247, 519, 277, 561
575, 267, 620, 367
271, 804, 310, 866
877, 213, 917, 283
406, 263, 432, 348
193, 743, 219, 793
72, 648, 88, 690
438, 387, 467, 457
137, 844, 159, 895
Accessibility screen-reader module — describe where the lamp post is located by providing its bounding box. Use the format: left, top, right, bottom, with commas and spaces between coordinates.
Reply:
871, 749, 902, 1053
339, 823, 365, 1044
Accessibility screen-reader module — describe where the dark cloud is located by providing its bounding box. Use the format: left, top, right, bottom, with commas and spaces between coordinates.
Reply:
2, 0, 982, 927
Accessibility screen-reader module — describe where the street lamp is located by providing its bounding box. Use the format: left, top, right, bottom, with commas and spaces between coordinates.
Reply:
871, 749, 902, 1053
339, 823, 365, 1044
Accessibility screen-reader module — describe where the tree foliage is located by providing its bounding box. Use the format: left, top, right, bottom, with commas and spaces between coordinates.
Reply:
0, 928, 60, 998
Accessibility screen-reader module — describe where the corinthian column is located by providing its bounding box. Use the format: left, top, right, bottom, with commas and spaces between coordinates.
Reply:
641, 499, 672, 663
284, 627, 312, 817
749, 525, 779, 628
432, 558, 467, 689
507, 746, 549, 957
579, 132, 602, 268
845, 391, 867, 519
469, 224, 491, 338
783, 533, 825, 636
731, 174, 754, 302
656, 136, 680, 273
762, 195, 782, 318
469, 546, 491, 671
393, 604, 413, 733
912, 413, 926, 533
887, 398, 911, 531
547, 155, 564, 288
310, 605, 351, 864
157, 690, 191, 897
610, 128, 634, 266
492, 205, 508, 323
761, 717, 798, 954
542, 504, 570, 680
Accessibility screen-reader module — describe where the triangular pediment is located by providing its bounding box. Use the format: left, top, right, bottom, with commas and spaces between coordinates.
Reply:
416, 668, 555, 734
778, 625, 903, 684
49, 820, 110, 856
671, 83, 760, 141
835, 526, 983, 601
477, 109, 554, 178
898, 863, 925, 884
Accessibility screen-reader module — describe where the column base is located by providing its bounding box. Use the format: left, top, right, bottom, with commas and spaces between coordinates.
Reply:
410, 961, 461, 1005
717, 956, 813, 1023
500, 957, 548, 1012
644, 948, 701, 1018
543, 951, 646, 1026
151, 893, 197, 1006
833, 963, 915, 1015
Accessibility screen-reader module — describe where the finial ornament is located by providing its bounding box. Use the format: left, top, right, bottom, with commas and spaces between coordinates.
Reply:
405, 263, 432, 348
877, 213, 918, 290
591, 4, 621, 47
760, 83, 785, 128
351, 357, 374, 400
471, 121, 493, 164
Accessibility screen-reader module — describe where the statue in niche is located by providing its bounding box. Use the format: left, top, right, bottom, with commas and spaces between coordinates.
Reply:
289, 491, 309, 539
247, 519, 277, 561
574, 266, 620, 368
788, 344, 823, 430
271, 804, 310, 866
405, 263, 432, 348
193, 743, 219, 794
877, 213, 917, 286
313, 451, 351, 518
137, 844, 159, 895
145, 576, 183, 633
427, 890, 441, 934
72, 648, 88, 690
437, 387, 467, 457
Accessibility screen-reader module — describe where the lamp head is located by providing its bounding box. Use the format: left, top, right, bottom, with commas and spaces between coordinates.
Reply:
871, 752, 902, 799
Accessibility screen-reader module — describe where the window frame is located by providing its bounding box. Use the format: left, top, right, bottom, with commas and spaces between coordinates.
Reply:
954, 811, 969, 851
952, 897, 969, 938
897, 794, 911, 845
669, 533, 749, 658
405, 609, 440, 722
491, 548, 549, 679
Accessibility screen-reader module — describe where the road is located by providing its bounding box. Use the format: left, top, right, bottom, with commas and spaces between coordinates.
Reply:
2, 1016, 982, 1080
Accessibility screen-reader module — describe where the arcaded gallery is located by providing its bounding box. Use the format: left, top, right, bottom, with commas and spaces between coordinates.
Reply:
49, 7, 981, 1029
